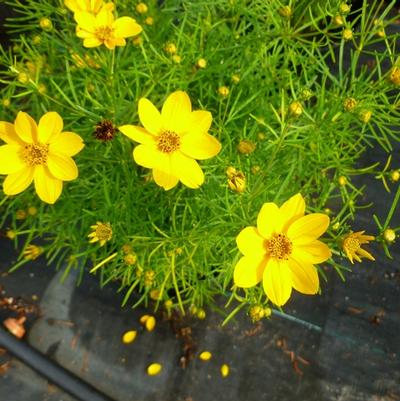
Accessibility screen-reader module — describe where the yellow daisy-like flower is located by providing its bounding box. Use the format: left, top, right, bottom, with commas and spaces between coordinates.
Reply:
233, 193, 331, 307
0, 111, 84, 204
119, 91, 222, 190
342, 231, 375, 264
88, 222, 113, 246
64, 0, 114, 14
75, 8, 142, 49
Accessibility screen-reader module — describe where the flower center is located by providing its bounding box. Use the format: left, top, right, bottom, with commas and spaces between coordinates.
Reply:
95, 26, 114, 42
265, 233, 293, 260
343, 237, 360, 252
22, 143, 49, 166
96, 223, 113, 241
156, 130, 181, 153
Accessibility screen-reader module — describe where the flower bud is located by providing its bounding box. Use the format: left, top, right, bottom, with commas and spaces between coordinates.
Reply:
342, 28, 353, 40
279, 5, 293, 18
343, 97, 357, 112
383, 228, 396, 243
289, 101, 303, 117
237, 139, 256, 155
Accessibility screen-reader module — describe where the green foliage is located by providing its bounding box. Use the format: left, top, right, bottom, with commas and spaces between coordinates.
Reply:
0, 0, 399, 317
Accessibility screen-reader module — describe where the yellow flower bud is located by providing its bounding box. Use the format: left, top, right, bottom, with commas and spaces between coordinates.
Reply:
122, 244, 133, 254
39, 17, 52, 31
389, 66, 400, 87
218, 86, 230, 97
249, 306, 264, 322
33, 35, 42, 45
28, 206, 38, 216
122, 330, 137, 344
289, 101, 303, 117
237, 139, 256, 155
257, 132, 266, 140
340, 3, 351, 14
342, 28, 353, 40
16, 209, 27, 219
226, 166, 237, 178
220, 364, 230, 377
132, 36, 143, 46
332, 222, 340, 231
199, 351, 212, 361
164, 299, 173, 309
17, 72, 29, 84
2, 99, 10, 107
197, 58, 207, 68
231, 74, 240, 84
6, 230, 16, 240
278, 5, 293, 18
343, 97, 357, 112
390, 170, 400, 182
38, 83, 47, 94
149, 289, 161, 300
136, 2, 148, 14
124, 253, 137, 265
333, 15, 344, 26
383, 229, 396, 243
147, 363, 162, 376
359, 110, 372, 123
145, 16, 154, 25
164, 42, 177, 54
338, 176, 347, 186
172, 54, 182, 64
251, 165, 261, 175
300, 88, 313, 101
196, 308, 206, 319
228, 170, 246, 193
264, 307, 272, 317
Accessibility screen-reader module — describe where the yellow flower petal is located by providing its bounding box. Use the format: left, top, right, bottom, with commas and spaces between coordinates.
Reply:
147, 363, 162, 376
83, 37, 102, 47
38, 112, 63, 143
233, 254, 267, 288
113, 16, 142, 38
152, 169, 179, 190
292, 240, 331, 264
262, 258, 292, 306
357, 248, 375, 261
119, 125, 155, 144
34, 165, 63, 204
186, 110, 212, 135
180, 133, 221, 160
161, 91, 191, 133
138, 98, 162, 135
74, 11, 96, 32
3, 168, 34, 195
288, 257, 319, 295
172, 152, 204, 188
257, 202, 281, 238
0, 144, 25, 174
279, 193, 305, 231
133, 144, 169, 170
49, 132, 84, 157
47, 153, 78, 181
287, 213, 330, 241
76, 26, 92, 38
236, 226, 266, 256
14, 111, 37, 143
0, 122, 24, 144
95, 7, 114, 26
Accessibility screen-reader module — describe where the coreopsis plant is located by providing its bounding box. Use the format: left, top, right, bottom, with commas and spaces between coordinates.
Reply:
0, 0, 399, 322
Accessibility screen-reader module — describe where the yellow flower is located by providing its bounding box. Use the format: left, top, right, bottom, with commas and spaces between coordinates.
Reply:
342, 231, 375, 264
75, 8, 142, 49
233, 193, 331, 306
23, 244, 43, 260
64, 0, 114, 14
88, 222, 113, 246
0, 111, 84, 204
119, 91, 221, 190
